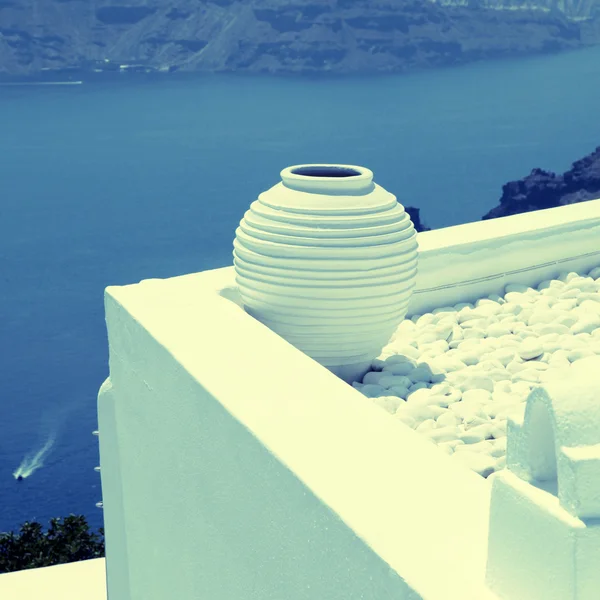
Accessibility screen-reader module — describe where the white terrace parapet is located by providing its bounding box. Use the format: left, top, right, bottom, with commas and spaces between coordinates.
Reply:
486, 355, 600, 600
97, 199, 600, 600
0, 558, 106, 600
412, 198, 600, 315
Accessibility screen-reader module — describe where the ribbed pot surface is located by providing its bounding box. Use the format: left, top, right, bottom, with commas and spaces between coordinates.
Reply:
233, 164, 418, 372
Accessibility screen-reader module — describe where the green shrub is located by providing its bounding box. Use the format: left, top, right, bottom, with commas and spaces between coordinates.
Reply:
0, 515, 105, 574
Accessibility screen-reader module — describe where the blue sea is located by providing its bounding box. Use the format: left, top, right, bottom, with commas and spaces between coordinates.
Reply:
1, 46, 600, 535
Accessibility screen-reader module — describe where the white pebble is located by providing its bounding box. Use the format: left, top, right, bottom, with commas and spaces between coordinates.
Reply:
527, 309, 563, 326
570, 315, 600, 335
409, 381, 429, 393
408, 367, 434, 384
461, 375, 494, 393
455, 351, 480, 366
534, 323, 570, 336
454, 440, 494, 454
518, 338, 543, 360
463, 328, 486, 339
388, 385, 410, 398
567, 348, 595, 362
391, 345, 421, 360
383, 362, 414, 376
486, 323, 512, 337
489, 421, 508, 439
472, 303, 502, 318
559, 288, 580, 300
490, 437, 507, 457
424, 426, 459, 442
463, 422, 493, 441
462, 414, 489, 429
552, 300, 578, 311
555, 314, 578, 327
488, 294, 505, 304
505, 291, 534, 305
425, 394, 456, 408
406, 387, 433, 404
458, 302, 476, 310
437, 411, 461, 427
378, 374, 412, 389
450, 402, 486, 420
362, 371, 390, 385
588, 266, 600, 279
416, 314, 436, 328
514, 368, 540, 383
384, 354, 416, 365
431, 356, 467, 373
360, 384, 386, 398
352, 268, 600, 479
461, 389, 492, 403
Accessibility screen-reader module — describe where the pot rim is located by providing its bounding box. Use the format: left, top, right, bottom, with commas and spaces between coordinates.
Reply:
281, 164, 373, 182
280, 164, 374, 194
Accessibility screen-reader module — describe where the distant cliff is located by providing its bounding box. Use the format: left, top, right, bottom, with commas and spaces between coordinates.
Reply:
482, 146, 600, 220
1, 0, 600, 77
429, 0, 599, 21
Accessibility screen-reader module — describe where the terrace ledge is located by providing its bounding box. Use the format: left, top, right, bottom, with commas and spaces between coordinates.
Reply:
98, 265, 495, 600
1, 198, 599, 600
97, 200, 600, 600
0, 558, 106, 600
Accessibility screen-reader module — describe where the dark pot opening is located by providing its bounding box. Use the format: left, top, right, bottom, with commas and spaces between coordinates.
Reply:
290, 166, 362, 178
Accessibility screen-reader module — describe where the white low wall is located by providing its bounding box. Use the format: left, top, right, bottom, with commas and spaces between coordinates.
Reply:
409, 198, 600, 316
0, 558, 106, 600
98, 199, 600, 600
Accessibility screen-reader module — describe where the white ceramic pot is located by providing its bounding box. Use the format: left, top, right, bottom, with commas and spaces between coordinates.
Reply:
233, 164, 418, 383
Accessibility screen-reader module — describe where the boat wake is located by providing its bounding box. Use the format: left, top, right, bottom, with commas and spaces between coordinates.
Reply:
13, 433, 56, 481
0, 81, 83, 87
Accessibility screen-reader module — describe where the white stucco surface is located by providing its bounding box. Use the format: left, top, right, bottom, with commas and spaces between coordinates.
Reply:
96, 199, 600, 600
507, 356, 600, 518
0, 558, 106, 600
485, 356, 600, 600
486, 469, 600, 600
99, 267, 496, 600
411, 199, 600, 315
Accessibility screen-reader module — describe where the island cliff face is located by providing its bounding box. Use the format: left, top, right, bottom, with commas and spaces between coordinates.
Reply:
482, 146, 600, 220
405, 206, 432, 233
0, 0, 599, 77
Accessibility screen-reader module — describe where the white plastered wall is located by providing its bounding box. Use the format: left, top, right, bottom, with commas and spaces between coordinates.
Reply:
410, 199, 600, 316
486, 357, 600, 600
98, 198, 600, 600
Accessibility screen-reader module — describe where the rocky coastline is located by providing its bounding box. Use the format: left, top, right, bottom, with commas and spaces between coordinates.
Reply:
407, 147, 600, 232
1, 0, 599, 78
405, 146, 600, 232
482, 146, 600, 221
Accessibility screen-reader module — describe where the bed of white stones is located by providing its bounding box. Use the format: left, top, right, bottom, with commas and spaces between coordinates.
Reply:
352, 266, 600, 478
